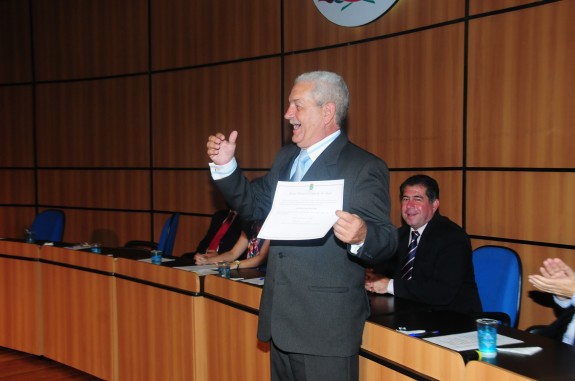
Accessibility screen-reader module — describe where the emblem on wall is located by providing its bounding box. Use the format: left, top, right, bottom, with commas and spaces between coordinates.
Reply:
314, 0, 399, 27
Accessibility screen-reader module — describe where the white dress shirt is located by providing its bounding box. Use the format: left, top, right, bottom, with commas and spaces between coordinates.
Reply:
554, 294, 575, 345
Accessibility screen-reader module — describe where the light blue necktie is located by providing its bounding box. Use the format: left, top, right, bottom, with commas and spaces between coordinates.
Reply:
291, 150, 310, 182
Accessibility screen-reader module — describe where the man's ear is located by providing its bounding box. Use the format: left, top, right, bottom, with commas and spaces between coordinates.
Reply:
432, 199, 440, 213
322, 102, 336, 123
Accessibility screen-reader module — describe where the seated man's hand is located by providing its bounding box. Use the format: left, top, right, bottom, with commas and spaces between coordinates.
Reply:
365, 269, 390, 294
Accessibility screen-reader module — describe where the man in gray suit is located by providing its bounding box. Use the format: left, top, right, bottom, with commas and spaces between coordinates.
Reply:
206, 71, 397, 381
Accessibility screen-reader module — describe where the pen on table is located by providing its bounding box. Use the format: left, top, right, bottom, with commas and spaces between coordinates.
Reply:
409, 330, 440, 337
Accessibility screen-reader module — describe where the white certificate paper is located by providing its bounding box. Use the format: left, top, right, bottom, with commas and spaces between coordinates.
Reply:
258, 180, 344, 240
423, 331, 523, 351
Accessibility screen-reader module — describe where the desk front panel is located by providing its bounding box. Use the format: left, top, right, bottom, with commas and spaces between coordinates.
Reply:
465, 360, 535, 381
362, 322, 466, 380
115, 258, 201, 293
0, 241, 41, 355
198, 298, 270, 381
42, 260, 115, 380
203, 274, 262, 310
116, 277, 197, 381
41, 244, 116, 273
359, 356, 417, 381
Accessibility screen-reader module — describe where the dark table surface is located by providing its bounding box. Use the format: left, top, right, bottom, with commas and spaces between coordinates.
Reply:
366, 293, 575, 381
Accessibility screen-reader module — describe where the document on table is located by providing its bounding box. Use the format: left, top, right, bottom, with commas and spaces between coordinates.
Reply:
241, 277, 265, 286
139, 257, 176, 264
258, 180, 344, 240
173, 264, 218, 275
424, 331, 523, 351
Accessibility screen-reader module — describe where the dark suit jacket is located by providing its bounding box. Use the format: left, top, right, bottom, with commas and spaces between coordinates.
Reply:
392, 212, 482, 314
214, 133, 398, 357
532, 306, 575, 342
194, 209, 243, 255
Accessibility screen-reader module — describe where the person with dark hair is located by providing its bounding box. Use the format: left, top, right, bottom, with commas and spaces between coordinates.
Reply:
182, 208, 244, 258
365, 174, 482, 314
205, 71, 397, 381
194, 219, 269, 270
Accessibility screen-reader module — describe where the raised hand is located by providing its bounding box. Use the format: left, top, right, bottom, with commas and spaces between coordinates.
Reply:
206, 131, 238, 165
528, 258, 575, 299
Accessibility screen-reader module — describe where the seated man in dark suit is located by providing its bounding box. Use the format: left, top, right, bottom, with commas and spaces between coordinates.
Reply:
365, 174, 482, 314
528, 258, 575, 345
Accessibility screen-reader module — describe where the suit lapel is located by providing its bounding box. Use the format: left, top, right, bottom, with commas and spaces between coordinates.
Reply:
301, 133, 349, 181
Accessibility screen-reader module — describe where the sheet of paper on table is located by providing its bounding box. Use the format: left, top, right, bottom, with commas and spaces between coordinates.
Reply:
173, 264, 218, 275
424, 331, 523, 351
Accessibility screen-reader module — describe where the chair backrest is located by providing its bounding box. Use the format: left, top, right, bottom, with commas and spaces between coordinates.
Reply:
472, 245, 522, 327
157, 213, 180, 257
30, 209, 65, 242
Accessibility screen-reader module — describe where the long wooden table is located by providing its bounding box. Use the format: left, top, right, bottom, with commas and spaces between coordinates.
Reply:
0, 241, 41, 356
2, 240, 575, 380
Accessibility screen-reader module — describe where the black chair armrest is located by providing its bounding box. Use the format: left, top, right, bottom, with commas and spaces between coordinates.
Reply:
124, 240, 158, 251
525, 325, 549, 335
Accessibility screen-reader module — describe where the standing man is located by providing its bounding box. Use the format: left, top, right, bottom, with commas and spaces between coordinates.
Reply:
365, 175, 482, 315
206, 71, 397, 381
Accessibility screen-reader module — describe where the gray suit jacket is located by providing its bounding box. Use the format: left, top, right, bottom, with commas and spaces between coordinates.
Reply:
214, 133, 398, 356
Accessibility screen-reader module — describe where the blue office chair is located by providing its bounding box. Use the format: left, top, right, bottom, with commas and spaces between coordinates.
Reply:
472, 245, 522, 327
125, 213, 180, 257
30, 209, 65, 242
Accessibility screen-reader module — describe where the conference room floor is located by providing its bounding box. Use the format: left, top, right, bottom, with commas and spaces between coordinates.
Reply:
0, 347, 101, 380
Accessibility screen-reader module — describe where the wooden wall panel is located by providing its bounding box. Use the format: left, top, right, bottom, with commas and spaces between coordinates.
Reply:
151, 0, 281, 69
152, 59, 282, 168
467, 172, 575, 246
0, 170, 35, 205
32, 0, 148, 80
153, 170, 269, 213
35, 77, 149, 167
0, 87, 33, 166
467, 1, 575, 168
153, 170, 226, 214
470, 0, 546, 15
284, 23, 464, 168
390, 171, 463, 228
176, 215, 213, 256
37, 170, 150, 210
0, 0, 31, 83
0, 207, 36, 240
284, 0, 464, 52
60, 210, 151, 248
152, 170, 269, 256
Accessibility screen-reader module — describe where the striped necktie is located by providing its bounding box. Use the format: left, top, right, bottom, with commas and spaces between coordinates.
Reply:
400, 231, 420, 280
